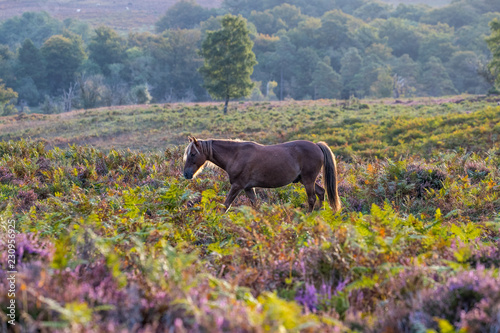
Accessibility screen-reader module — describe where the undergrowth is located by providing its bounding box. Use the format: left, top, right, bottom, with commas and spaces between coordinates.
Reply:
0, 136, 499, 331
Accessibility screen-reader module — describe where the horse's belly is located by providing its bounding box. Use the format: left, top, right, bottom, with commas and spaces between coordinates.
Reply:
248, 164, 299, 188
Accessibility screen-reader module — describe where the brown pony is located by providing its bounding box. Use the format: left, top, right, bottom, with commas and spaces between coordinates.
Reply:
183, 137, 341, 212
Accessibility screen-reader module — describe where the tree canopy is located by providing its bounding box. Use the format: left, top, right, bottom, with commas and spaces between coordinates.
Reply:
41, 33, 86, 94
199, 14, 257, 114
0, 0, 499, 112
486, 18, 500, 89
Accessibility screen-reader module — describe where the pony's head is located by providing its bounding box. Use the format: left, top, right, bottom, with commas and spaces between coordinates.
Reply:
183, 137, 208, 179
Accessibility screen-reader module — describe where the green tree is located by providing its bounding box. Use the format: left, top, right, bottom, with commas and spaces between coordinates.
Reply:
249, 11, 276, 35
390, 4, 429, 22
448, 51, 489, 94
0, 79, 18, 116
288, 17, 321, 49
291, 47, 320, 99
16, 77, 41, 106
379, 18, 420, 60
155, 0, 215, 32
199, 15, 257, 114
340, 47, 363, 98
0, 12, 61, 48
41, 34, 86, 94
420, 56, 457, 96
486, 18, 500, 89
392, 54, 419, 97
353, 2, 391, 21
418, 28, 457, 63
88, 26, 126, 76
311, 60, 341, 99
421, 3, 480, 29
270, 4, 304, 30
317, 10, 354, 50
151, 29, 203, 101
369, 68, 393, 98
17, 38, 45, 103
0, 45, 15, 88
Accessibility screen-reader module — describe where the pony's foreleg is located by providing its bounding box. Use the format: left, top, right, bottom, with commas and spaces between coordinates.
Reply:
244, 188, 257, 207
223, 184, 242, 212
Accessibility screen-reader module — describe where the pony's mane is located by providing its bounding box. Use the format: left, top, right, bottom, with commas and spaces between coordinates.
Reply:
183, 139, 219, 174
183, 138, 250, 162
183, 140, 212, 161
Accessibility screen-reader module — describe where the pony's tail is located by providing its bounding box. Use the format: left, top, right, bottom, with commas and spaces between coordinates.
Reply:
317, 142, 341, 213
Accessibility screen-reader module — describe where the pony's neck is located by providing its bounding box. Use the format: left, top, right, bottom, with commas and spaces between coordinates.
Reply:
209, 140, 239, 171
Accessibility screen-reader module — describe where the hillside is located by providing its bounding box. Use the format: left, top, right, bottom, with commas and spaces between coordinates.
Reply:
381, 0, 451, 6
0, 0, 222, 32
1, 96, 499, 156
0, 0, 452, 32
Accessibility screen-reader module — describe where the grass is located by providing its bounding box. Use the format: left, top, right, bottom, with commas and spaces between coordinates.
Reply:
1, 95, 498, 155
0, 96, 500, 331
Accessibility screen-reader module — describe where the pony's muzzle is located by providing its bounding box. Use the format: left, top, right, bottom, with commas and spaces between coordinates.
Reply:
183, 170, 193, 179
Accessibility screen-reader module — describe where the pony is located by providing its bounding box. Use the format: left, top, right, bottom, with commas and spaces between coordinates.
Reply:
183, 137, 341, 212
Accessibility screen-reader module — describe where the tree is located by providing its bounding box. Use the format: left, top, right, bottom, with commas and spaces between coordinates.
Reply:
155, 0, 215, 32
16, 39, 45, 104
379, 18, 420, 60
421, 3, 480, 29
353, 2, 392, 21
420, 57, 457, 96
369, 68, 393, 98
41, 34, 86, 94
486, 19, 500, 89
311, 60, 341, 99
150, 29, 203, 101
0, 79, 18, 116
0, 45, 16, 90
392, 54, 419, 97
340, 47, 363, 98
77, 74, 108, 109
18, 39, 45, 82
447, 51, 489, 94
418, 28, 457, 63
199, 15, 257, 114
390, 4, 429, 22
0, 12, 62, 48
88, 26, 126, 76
291, 47, 320, 99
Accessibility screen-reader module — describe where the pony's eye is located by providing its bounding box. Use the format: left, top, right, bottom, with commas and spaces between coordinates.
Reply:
190, 152, 196, 157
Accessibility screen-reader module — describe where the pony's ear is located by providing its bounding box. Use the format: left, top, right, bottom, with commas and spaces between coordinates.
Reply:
191, 136, 199, 145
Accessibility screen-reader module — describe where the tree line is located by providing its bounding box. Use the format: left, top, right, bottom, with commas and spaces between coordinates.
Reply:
0, 0, 500, 114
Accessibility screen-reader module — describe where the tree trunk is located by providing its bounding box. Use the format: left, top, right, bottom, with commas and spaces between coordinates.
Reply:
224, 96, 229, 114
280, 67, 283, 101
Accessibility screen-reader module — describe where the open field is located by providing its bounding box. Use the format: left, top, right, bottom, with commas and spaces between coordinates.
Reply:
1, 95, 500, 156
1, 97, 500, 331
0, 0, 222, 32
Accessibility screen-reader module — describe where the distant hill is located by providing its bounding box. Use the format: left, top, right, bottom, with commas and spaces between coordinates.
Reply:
380, 0, 452, 7
0, 0, 222, 32
0, 0, 451, 33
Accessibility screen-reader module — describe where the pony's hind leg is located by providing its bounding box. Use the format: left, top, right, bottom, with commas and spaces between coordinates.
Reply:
315, 184, 325, 208
303, 181, 317, 213
245, 188, 257, 207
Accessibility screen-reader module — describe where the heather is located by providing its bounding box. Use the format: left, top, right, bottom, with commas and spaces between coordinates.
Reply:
1, 100, 500, 331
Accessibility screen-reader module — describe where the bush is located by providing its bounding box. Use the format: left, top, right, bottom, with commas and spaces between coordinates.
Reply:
130, 84, 152, 104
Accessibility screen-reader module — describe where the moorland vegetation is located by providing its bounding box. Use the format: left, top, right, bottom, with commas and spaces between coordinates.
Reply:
1, 98, 500, 331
